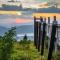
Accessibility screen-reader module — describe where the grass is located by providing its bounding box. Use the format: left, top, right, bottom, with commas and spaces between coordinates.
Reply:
9, 41, 48, 60
8, 41, 60, 60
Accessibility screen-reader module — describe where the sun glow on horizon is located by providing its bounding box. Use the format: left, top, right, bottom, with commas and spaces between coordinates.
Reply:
0, 11, 22, 15
16, 18, 32, 24
33, 13, 60, 20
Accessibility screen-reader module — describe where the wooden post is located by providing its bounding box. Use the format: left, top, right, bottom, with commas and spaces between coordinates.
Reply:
36, 21, 39, 49
34, 16, 37, 47
54, 16, 58, 53
34, 16, 39, 49
47, 16, 57, 60
48, 17, 50, 51
41, 18, 46, 55
37, 17, 42, 52
48, 17, 50, 33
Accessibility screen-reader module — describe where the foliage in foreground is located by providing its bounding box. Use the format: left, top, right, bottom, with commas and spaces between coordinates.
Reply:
0, 27, 16, 60
0, 27, 60, 60
10, 40, 60, 60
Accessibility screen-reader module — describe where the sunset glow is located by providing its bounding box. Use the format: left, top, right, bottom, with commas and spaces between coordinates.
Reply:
16, 18, 32, 23
0, 11, 22, 15
33, 13, 60, 20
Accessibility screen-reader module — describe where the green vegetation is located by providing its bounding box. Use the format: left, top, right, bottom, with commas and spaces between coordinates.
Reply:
0, 27, 60, 60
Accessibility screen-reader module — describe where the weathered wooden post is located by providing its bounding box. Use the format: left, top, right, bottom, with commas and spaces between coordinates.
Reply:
41, 17, 46, 55
37, 17, 42, 52
48, 17, 50, 34
54, 18, 58, 53
36, 21, 39, 49
34, 16, 37, 47
34, 16, 39, 49
48, 17, 50, 51
47, 16, 58, 60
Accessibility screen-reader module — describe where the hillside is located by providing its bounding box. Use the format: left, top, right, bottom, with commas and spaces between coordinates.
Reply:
0, 25, 34, 36
16, 25, 34, 34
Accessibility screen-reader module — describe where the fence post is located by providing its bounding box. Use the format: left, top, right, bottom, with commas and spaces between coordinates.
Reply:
41, 17, 46, 55
37, 17, 42, 52
36, 21, 39, 49
47, 16, 57, 60
48, 17, 50, 51
34, 16, 39, 49
34, 16, 37, 47
54, 16, 58, 53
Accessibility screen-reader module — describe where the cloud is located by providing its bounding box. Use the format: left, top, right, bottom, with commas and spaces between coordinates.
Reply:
1, 0, 48, 2
16, 18, 32, 24
0, 18, 16, 24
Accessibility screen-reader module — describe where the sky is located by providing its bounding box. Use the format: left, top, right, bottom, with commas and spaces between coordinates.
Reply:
0, 0, 60, 28
0, 0, 60, 3
0, 14, 33, 27
0, 0, 48, 2
0, 0, 37, 27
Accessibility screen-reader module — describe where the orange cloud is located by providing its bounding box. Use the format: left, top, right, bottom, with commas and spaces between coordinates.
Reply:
33, 13, 60, 20
16, 18, 32, 23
